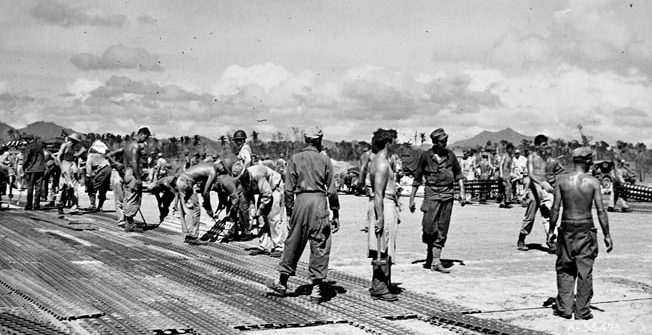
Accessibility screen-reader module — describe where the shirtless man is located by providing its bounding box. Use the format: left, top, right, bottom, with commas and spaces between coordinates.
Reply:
368, 129, 400, 301
175, 162, 219, 244
55, 133, 86, 214
549, 147, 612, 320
517, 134, 563, 252
122, 127, 151, 232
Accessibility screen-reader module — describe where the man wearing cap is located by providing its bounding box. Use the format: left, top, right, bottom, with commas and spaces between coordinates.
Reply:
175, 162, 220, 244
233, 129, 255, 237
121, 127, 151, 232
549, 147, 612, 320
85, 140, 111, 212
55, 133, 86, 214
268, 127, 340, 304
409, 128, 465, 273
517, 134, 564, 252
22, 136, 46, 210
234, 161, 287, 257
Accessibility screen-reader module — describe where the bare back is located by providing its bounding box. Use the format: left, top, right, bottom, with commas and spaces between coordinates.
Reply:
556, 171, 602, 221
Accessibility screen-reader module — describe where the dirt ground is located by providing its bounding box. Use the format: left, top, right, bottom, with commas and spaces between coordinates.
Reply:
21, 187, 652, 335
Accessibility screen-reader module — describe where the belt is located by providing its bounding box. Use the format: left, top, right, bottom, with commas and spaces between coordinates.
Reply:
560, 218, 594, 232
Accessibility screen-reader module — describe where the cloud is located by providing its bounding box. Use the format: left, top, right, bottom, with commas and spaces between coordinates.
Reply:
436, 0, 651, 74
137, 15, 157, 25
30, 0, 127, 27
65, 78, 103, 101
71, 45, 163, 71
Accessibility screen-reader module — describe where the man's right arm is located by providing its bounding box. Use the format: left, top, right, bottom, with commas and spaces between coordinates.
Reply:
284, 158, 296, 217
593, 178, 613, 252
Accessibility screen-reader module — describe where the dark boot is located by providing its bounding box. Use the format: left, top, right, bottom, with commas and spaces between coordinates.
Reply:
371, 259, 397, 301
423, 245, 433, 269
310, 279, 325, 304
517, 233, 529, 251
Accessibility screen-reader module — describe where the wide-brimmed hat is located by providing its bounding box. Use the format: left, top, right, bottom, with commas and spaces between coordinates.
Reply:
68, 133, 82, 142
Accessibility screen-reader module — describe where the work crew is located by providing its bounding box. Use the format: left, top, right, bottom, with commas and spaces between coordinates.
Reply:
55, 133, 85, 214
549, 146, 613, 320
409, 128, 466, 273
368, 129, 400, 301
234, 162, 287, 257
85, 140, 112, 212
22, 136, 46, 211
175, 162, 219, 244
517, 134, 564, 253
121, 127, 151, 232
268, 127, 340, 304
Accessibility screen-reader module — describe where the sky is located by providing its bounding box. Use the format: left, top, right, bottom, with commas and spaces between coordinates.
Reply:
0, 0, 650, 144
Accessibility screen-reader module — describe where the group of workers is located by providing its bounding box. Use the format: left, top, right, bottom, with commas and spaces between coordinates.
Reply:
2, 124, 614, 319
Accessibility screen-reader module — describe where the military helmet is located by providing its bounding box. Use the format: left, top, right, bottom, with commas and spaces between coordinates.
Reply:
233, 129, 247, 140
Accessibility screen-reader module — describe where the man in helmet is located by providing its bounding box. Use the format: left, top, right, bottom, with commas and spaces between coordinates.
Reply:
233, 129, 254, 237
121, 127, 151, 232
268, 127, 340, 304
55, 133, 86, 214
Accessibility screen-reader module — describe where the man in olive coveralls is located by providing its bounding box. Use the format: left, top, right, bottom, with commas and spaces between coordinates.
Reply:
409, 128, 466, 273
549, 147, 612, 320
268, 127, 340, 304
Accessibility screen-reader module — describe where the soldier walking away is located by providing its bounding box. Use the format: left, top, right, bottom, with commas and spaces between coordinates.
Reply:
549, 147, 613, 320
409, 128, 466, 274
22, 136, 46, 210
368, 129, 400, 301
517, 134, 564, 253
85, 140, 112, 212
121, 127, 151, 232
175, 162, 220, 244
268, 127, 340, 304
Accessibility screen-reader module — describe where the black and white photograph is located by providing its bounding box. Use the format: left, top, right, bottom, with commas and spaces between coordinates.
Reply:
0, 1, 651, 334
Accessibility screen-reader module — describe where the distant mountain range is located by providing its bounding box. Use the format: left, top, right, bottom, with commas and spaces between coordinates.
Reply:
450, 128, 533, 148
0, 121, 79, 142
1, 121, 532, 151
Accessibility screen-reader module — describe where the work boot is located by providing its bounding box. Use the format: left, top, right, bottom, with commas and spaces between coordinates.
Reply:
574, 312, 594, 320
266, 280, 287, 297
621, 207, 632, 213
123, 217, 141, 232
423, 246, 433, 269
371, 292, 398, 301
184, 236, 208, 245
432, 263, 451, 274
310, 280, 325, 304
269, 249, 283, 258
431, 247, 450, 274
607, 206, 615, 212
517, 233, 529, 251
